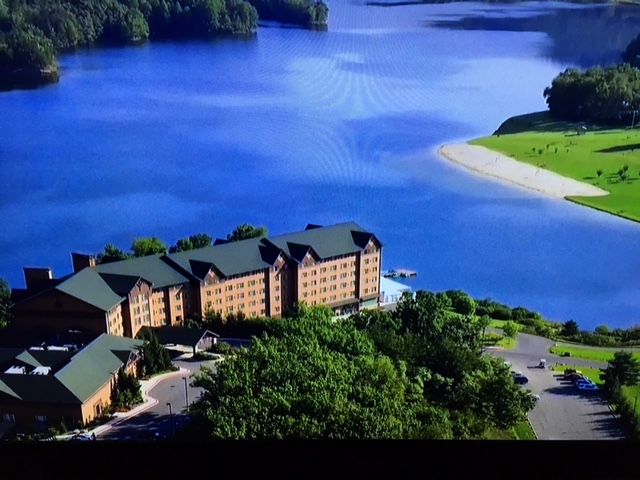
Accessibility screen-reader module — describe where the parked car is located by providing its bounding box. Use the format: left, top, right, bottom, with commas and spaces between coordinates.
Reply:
575, 379, 593, 388
578, 383, 599, 391
564, 370, 582, 380
68, 433, 95, 441
514, 376, 529, 385
512, 371, 524, 378
571, 374, 591, 384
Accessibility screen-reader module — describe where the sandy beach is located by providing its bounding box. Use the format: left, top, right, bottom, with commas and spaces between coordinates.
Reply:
438, 144, 610, 200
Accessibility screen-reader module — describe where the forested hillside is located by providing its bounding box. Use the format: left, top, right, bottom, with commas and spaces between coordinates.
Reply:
0, 0, 328, 90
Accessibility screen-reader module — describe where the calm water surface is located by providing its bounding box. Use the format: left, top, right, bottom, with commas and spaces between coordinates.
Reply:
1, 1, 640, 329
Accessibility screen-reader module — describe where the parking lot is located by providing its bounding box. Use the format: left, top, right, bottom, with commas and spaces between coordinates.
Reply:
493, 333, 625, 440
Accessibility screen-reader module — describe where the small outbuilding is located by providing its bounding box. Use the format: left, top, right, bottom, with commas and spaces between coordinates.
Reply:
136, 326, 219, 355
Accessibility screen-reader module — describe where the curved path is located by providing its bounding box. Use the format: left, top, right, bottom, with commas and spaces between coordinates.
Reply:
487, 333, 625, 440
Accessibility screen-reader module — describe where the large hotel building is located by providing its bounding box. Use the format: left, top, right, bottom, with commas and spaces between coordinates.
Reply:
10, 222, 383, 339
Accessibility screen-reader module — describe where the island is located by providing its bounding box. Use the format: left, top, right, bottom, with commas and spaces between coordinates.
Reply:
0, 0, 329, 91
439, 50, 640, 223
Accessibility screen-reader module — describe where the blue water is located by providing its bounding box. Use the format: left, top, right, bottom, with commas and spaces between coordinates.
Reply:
1, 1, 640, 330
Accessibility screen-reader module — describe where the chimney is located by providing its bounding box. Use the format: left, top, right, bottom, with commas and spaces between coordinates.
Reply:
23, 268, 54, 291
71, 253, 97, 273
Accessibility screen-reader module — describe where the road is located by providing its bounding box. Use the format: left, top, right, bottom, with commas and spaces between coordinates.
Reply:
98, 359, 218, 441
488, 333, 625, 440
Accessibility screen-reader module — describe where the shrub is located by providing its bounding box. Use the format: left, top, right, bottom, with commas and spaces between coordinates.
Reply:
209, 341, 232, 355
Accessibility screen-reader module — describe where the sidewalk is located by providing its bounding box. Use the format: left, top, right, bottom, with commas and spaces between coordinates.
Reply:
57, 367, 190, 441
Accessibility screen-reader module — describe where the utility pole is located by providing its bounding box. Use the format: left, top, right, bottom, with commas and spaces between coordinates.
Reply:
166, 402, 174, 437
183, 377, 189, 410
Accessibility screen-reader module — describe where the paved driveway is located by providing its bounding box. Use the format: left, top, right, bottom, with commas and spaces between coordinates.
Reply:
488, 333, 625, 440
98, 359, 218, 441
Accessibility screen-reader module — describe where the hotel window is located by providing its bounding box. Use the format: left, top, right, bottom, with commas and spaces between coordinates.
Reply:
365, 268, 370, 274
177, 315, 182, 322
176, 305, 182, 311
365, 258, 370, 265
216, 299, 222, 305
249, 290, 256, 297
303, 272, 308, 278
34, 415, 47, 424
275, 306, 280, 312
330, 275, 337, 281
207, 290, 212, 297
364, 288, 369, 294
239, 303, 245, 309
311, 290, 317, 296
312, 301, 317, 306
250, 301, 256, 307
365, 278, 369, 284
330, 265, 337, 271
227, 306, 234, 312
237, 293, 244, 299
302, 282, 308, 288
275, 286, 280, 292
206, 301, 212, 308
320, 277, 327, 284
238, 282, 244, 289
311, 280, 317, 286
330, 285, 337, 291
341, 293, 347, 299
175, 294, 181, 300
340, 273, 347, 279
3, 414, 15, 423
215, 288, 222, 295
330, 295, 337, 301
160, 308, 165, 314
342, 263, 348, 269
226, 286, 233, 292
249, 280, 256, 286
275, 296, 280, 301
261, 298, 265, 304
311, 270, 317, 276
259, 278, 264, 284
372, 286, 377, 292
303, 292, 308, 298
320, 267, 327, 273
226, 296, 233, 302
260, 288, 265, 294
321, 297, 327, 303
373, 267, 378, 272
341, 283, 347, 289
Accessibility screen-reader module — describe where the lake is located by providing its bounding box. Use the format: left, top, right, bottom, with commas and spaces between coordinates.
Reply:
1, 1, 640, 330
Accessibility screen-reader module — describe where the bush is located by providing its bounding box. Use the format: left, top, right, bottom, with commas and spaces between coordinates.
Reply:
209, 341, 232, 355
483, 333, 503, 345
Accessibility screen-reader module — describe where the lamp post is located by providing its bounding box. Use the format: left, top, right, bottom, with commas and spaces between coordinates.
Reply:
166, 402, 174, 437
183, 377, 189, 410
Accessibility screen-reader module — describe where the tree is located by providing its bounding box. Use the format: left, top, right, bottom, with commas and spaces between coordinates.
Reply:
502, 321, 518, 340
96, 244, 131, 264
477, 314, 492, 351
562, 319, 580, 337
0, 278, 12, 329
226, 224, 268, 242
139, 330, 174, 377
603, 351, 640, 388
111, 366, 143, 411
169, 233, 213, 253
622, 33, 640, 68
131, 237, 168, 257
594, 325, 611, 336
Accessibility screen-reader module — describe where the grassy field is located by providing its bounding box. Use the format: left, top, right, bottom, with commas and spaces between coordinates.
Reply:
485, 420, 536, 440
471, 111, 640, 223
549, 345, 640, 364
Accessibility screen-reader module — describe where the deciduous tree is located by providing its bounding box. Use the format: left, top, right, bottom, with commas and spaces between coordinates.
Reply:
226, 224, 268, 242
96, 244, 131, 264
131, 237, 168, 257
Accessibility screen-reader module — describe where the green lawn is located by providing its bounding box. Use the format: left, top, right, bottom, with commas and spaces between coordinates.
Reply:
471, 111, 640, 223
622, 384, 640, 416
549, 346, 640, 364
485, 420, 536, 440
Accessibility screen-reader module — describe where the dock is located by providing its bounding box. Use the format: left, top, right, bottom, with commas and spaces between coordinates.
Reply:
383, 269, 417, 279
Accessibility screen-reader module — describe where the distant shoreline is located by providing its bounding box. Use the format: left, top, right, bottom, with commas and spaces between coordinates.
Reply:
437, 143, 610, 200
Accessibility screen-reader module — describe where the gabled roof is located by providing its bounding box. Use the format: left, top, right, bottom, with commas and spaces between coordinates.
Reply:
266, 221, 381, 260
137, 326, 219, 348
94, 254, 191, 289
55, 268, 125, 312
166, 237, 280, 279
98, 273, 143, 297
54, 334, 143, 404
0, 334, 142, 405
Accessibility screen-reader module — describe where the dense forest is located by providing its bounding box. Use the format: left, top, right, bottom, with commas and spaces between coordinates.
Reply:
0, 0, 328, 90
182, 298, 535, 439
542, 31, 640, 124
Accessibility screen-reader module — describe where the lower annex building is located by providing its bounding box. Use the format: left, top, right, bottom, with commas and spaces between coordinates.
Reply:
10, 222, 383, 339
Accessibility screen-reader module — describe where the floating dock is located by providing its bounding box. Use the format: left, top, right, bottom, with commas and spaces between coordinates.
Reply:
383, 269, 417, 279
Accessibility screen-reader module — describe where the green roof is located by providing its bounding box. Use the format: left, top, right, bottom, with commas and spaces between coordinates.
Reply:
137, 326, 218, 347
163, 222, 379, 279
266, 221, 379, 261
0, 335, 143, 405
55, 334, 143, 403
166, 237, 280, 279
94, 254, 191, 289
55, 268, 124, 312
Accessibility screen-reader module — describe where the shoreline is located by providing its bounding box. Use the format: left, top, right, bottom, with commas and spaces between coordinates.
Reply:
437, 143, 610, 201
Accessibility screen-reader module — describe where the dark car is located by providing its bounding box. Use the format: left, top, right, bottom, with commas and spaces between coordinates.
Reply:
514, 376, 529, 385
